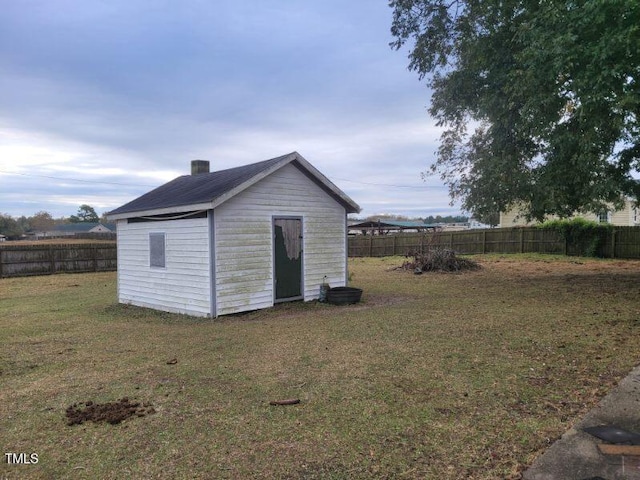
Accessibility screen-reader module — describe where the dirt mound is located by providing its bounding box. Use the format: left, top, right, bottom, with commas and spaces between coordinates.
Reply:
65, 397, 155, 426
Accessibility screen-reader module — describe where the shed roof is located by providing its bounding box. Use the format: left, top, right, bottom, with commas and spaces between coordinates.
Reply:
108, 152, 360, 219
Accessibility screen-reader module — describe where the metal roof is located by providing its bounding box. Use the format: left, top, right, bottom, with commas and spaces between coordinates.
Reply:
349, 220, 439, 229
108, 152, 360, 219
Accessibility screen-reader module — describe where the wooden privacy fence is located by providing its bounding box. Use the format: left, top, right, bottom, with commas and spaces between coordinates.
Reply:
0, 244, 117, 278
348, 226, 640, 259
1, 227, 639, 278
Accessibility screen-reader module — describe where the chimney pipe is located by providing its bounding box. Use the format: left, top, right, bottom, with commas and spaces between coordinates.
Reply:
191, 160, 210, 175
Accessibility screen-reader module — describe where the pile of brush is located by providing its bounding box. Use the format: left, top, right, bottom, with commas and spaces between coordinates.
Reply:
401, 248, 480, 273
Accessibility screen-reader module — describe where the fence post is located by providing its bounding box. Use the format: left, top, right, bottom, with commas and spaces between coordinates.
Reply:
611, 229, 616, 259
482, 230, 486, 254
520, 229, 524, 254
49, 245, 56, 274
0, 249, 3, 278
93, 245, 98, 272
369, 234, 373, 257
393, 235, 397, 256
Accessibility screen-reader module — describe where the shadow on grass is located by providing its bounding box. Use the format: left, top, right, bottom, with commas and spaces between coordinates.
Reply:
100, 293, 398, 326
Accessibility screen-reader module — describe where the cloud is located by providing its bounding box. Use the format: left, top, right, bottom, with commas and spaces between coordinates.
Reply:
0, 1, 461, 220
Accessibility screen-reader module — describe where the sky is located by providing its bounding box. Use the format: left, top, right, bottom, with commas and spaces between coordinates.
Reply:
0, 0, 462, 221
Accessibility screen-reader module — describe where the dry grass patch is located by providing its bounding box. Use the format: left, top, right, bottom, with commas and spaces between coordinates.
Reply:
1, 255, 640, 479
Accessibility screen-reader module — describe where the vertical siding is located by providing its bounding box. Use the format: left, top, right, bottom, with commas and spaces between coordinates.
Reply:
116, 217, 211, 317
610, 202, 636, 225
500, 208, 531, 227
214, 163, 346, 316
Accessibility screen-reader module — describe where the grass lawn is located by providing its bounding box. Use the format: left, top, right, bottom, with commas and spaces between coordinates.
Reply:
1, 255, 639, 479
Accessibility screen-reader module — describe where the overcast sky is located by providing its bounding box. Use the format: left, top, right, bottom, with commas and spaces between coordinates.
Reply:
0, 0, 462, 220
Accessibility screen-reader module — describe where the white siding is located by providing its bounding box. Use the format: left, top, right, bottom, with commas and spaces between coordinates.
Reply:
214, 163, 347, 316
116, 217, 211, 317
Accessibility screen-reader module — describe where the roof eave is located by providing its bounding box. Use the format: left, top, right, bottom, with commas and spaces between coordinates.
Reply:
106, 202, 214, 221
289, 153, 361, 213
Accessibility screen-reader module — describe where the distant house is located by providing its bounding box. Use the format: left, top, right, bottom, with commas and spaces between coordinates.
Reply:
0, 234, 6, 242
107, 152, 360, 318
348, 220, 440, 235
37, 222, 116, 238
468, 218, 492, 229
500, 200, 639, 227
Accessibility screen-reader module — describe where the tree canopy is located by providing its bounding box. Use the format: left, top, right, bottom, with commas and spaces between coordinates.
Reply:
0, 214, 22, 238
390, 0, 640, 221
69, 204, 99, 223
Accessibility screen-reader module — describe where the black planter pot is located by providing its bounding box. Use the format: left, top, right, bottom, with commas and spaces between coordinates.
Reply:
327, 287, 363, 305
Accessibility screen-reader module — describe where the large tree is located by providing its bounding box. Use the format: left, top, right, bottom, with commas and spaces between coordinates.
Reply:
390, 0, 640, 221
29, 211, 55, 232
0, 214, 23, 238
69, 204, 99, 223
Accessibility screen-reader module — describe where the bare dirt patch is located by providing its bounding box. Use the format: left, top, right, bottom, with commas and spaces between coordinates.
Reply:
65, 397, 155, 426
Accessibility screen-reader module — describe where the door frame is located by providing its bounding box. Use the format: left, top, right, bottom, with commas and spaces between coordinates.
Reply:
272, 215, 304, 303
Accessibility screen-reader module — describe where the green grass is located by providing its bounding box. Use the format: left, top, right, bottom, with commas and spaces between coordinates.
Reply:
2, 255, 640, 479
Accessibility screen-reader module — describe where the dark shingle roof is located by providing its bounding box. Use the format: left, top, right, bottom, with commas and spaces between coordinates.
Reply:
108, 152, 360, 217
108, 154, 288, 216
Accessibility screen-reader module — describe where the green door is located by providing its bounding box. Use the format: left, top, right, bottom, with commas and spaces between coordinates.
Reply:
274, 218, 302, 301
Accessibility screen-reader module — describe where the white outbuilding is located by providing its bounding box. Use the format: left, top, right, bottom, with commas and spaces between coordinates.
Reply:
107, 152, 360, 317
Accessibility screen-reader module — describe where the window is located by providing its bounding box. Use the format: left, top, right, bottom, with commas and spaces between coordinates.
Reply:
597, 211, 610, 224
149, 232, 166, 268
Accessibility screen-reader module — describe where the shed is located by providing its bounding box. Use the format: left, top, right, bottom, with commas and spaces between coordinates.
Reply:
107, 152, 360, 317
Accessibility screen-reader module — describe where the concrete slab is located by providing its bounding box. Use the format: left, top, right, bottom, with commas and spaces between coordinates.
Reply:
524, 363, 640, 480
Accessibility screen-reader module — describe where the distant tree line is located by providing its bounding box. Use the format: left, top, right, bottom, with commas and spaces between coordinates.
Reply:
422, 215, 469, 224
0, 204, 105, 239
